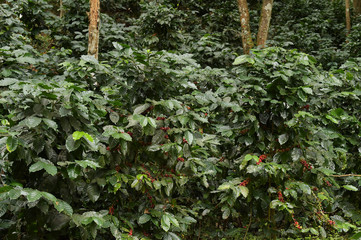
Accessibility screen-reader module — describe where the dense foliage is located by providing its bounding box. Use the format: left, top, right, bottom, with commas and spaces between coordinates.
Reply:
0, 0, 361, 239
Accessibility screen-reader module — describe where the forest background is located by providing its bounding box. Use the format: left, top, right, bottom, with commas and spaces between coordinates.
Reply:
1, 0, 361, 239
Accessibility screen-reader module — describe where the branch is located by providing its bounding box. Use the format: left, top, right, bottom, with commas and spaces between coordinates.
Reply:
330, 174, 361, 177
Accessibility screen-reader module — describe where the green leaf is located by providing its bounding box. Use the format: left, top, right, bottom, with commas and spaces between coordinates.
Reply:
16, 56, 37, 64
297, 89, 307, 102
319, 226, 327, 238
25, 116, 42, 128
184, 131, 193, 145
65, 135, 80, 152
72, 131, 84, 141
110, 112, 119, 124
119, 132, 132, 141
298, 182, 311, 194
233, 55, 255, 65
8, 188, 21, 199
316, 168, 336, 176
326, 115, 339, 124
0, 78, 18, 86
239, 186, 249, 198
75, 160, 101, 170
310, 228, 319, 236
41, 192, 57, 202
29, 158, 57, 176
134, 103, 150, 115
168, 232, 181, 240
168, 214, 179, 227
291, 148, 302, 161
278, 134, 288, 145
26, 189, 42, 202
218, 182, 231, 191
245, 154, 253, 161
302, 87, 313, 95
73, 131, 94, 142
183, 216, 197, 224
350, 232, 361, 239
343, 185, 358, 191
54, 200, 73, 216
164, 100, 174, 110
6, 136, 18, 152
138, 214, 151, 224
161, 214, 171, 232
147, 117, 157, 128
222, 207, 230, 219
86, 184, 100, 202
140, 117, 148, 127
43, 119, 58, 131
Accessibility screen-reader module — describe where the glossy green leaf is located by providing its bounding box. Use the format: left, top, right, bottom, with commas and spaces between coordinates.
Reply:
25, 116, 42, 128
161, 214, 171, 232
29, 158, 57, 176
343, 185, 358, 191
6, 136, 18, 152
184, 131, 193, 145
239, 186, 249, 198
138, 214, 151, 224
278, 133, 288, 145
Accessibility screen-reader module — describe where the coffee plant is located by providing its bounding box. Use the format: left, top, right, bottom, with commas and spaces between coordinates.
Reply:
0, 0, 361, 239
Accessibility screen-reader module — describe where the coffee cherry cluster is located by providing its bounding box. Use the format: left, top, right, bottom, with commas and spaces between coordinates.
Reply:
328, 220, 335, 226
239, 178, 250, 186
257, 154, 267, 165
278, 191, 285, 202
142, 165, 156, 183
182, 138, 188, 144
177, 157, 185, 162
160, 127, 170, 132
107, 144, 121, 152
109, 205, 115, 215
325, 180, 332, 186
156, 117, 166, 120
292, 214, 302, 230
146, 170, 156, 183
300, 159, 312, 171
302, 104, 310, 110
145, 190, 155, 208
240, 129, 249, 135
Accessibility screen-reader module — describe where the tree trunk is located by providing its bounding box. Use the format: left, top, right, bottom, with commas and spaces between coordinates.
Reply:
59, 0, 64, 18
354, 0, 361, 15
88, 0, 100, 60
257, 0, 273, 48
346, 0, 351, 35
237, 0, 254, 54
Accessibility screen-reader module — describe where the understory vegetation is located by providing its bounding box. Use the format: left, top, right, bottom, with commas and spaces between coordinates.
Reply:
0, 0, 361, 239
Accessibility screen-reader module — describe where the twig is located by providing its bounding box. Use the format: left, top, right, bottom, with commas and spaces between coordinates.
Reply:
330, 174, 361, 177
243, 206, 253, 240
197, 220, 202, 240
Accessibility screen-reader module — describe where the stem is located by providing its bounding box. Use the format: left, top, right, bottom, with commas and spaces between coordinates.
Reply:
243, 205, 252, 240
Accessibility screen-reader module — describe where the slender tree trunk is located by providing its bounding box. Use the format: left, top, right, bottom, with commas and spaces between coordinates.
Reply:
346, 0, 351, 35
354, 0, 361, 15
88, 0, 100, 59
237, 0, 254, 54
257, 0, 273, 48
59, 0, 64, 18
